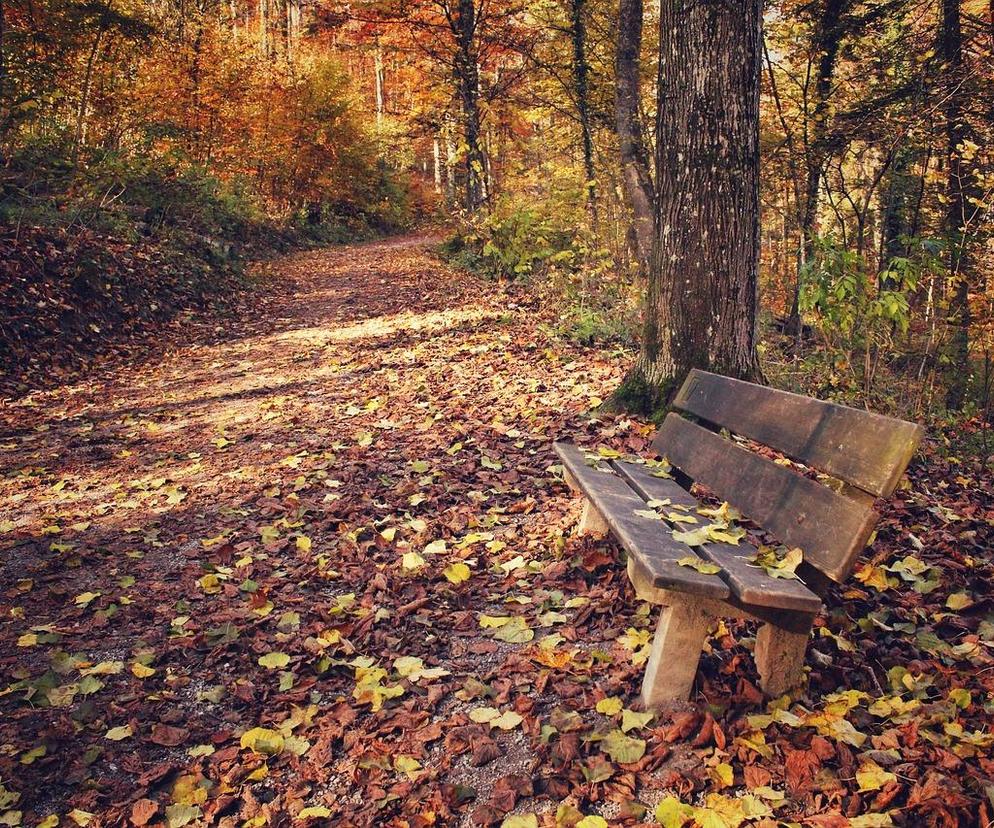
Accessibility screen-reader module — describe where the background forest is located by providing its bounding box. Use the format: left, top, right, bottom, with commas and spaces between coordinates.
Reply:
1, 0, 993, 437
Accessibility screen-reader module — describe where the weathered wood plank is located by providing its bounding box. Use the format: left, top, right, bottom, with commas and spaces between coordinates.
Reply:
755, 621, 811, 696
626, 561, 816, 634
651, 415, 877, 582
672, 369, 923, 498
554, 442, 729, 599
613, 460, 822, 613
641, 596, 712, 706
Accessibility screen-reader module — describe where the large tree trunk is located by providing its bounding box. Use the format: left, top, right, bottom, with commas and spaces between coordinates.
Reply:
942, 0, 975, 409
568, 0, 597, 222
614, 0, 654, 270
616, 0, 762, 413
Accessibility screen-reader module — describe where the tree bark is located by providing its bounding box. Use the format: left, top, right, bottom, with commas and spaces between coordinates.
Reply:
614, 0, 654, 270
615, 0, 762, 412
787, 0, 847, 335
942, 0, 975, 409
452, 0, 487, 211
568, 0, 597, 222
72, 24, 105, 164
374, 42, 385, 126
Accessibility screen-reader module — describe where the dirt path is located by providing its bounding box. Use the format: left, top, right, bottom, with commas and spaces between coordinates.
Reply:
2, 237, 991, 828
0, 236, 639, 826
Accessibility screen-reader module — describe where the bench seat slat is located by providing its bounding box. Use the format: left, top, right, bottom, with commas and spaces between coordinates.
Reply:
673, 370, 924, 497
554, 442, 730, 600
613, 460, 822, 614
652, 414, 878, 582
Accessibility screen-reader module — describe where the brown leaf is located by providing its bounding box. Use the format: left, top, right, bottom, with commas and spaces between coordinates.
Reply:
470, 738, 501, 767
150, 724, 189, 747
784, 749, 820, 794
130, 798, 158, 826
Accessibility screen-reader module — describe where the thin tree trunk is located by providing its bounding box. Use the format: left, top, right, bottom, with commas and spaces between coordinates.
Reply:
0, 0, 6, 128
444, 121, 457, 202
374, 43, 384, 126
259, 0, 268, 58
614, 0, 654, 270
433, 136, 443, 193
616, 0, 763, 412
568, 0, 596, 222
73, 25, 105, 164
452, 0, 487, 211
788, 0, 847, 335
942, 0, 975, 409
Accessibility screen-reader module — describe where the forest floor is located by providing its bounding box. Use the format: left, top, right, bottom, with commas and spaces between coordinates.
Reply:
1, 235, 993, 828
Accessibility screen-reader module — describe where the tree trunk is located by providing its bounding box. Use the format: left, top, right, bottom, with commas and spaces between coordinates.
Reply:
452, 0, 487, 211
72, 25, 105, 165
568, 0, 597, 222
614, 0, 654, 270
879, 144, 914, 282
433, 136, 443, 193
942, 0, 974, 409
0, 0, 6, 128
374, 43, 385, 126
615, 0, 762, 413
787, 0, 846, 335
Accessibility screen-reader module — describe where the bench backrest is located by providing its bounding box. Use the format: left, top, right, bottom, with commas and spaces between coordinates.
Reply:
652, 370, 924, 583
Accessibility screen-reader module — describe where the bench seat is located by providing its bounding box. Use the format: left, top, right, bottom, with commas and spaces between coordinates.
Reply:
556, 442, 822, 613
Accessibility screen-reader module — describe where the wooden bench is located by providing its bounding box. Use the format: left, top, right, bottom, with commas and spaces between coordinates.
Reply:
555, 369, 923, 707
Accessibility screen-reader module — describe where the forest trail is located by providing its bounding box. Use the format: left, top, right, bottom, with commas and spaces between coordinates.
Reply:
0, 236, 634, 825
2, 237, 991, 827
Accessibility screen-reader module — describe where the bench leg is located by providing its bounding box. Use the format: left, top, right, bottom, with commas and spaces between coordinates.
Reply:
641, 598, 712, 707
577, 500, 609, 537
754, 621, 811, 697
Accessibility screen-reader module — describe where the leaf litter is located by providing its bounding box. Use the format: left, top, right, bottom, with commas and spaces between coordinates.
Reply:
1, 236, 993, 827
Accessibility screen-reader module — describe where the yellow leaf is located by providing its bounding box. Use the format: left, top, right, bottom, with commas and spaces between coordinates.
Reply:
491, 711, 523, 730
595, 697, 623, 716
423, 539, 447, 555
393, 755, 422, 778
710, 762, 734, 789
856, 760, 897, 792
131, 662, 156, 678
401, 552, 426, 571
501, 817, 537, 828
297, 806, 332, 820
621, 708, 654, 732
105, 725, 134, 741
198, 574, 221, 594
296, 535, 312, 552
444, 562, 471, 584
240, 727, 285, 755
258, 652, 291, 669
946, 592, 972, 611
73, 591, 100, 607
469, 707, 500, 724
600, 729, 645, 763
677, 556, 721, 575
493, 616, 533, 643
